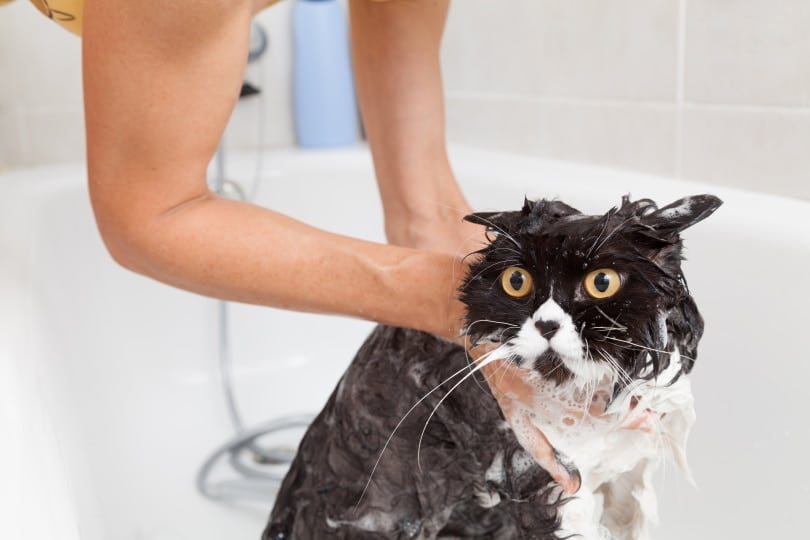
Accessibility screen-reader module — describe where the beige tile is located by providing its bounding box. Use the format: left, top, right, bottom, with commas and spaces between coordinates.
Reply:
0, 2, 82, 168
223, 91, 295, 153
0, 1, 24, 110
685, 0, 810, 107
680, 106, 810, 200
443, 0, 679, 101
539, 101, 678, 176
224, 4, 296, 152
445, 96, 536, 154
2, 2, 83, 110
0, 108, 24, 169
446, 95, 678, 177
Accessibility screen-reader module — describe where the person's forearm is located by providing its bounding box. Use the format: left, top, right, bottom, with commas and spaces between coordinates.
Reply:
350, 0, 479, 254
82, 0, 466, 339
102, 192, 465, 338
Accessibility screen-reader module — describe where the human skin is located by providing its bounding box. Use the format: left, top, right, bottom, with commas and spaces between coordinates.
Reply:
82, 0, 579, 492
82, 0, 468, 339
350, 0, 483, 255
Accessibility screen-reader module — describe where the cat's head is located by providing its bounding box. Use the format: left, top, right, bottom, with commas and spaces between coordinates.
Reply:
460, 194, 722, 389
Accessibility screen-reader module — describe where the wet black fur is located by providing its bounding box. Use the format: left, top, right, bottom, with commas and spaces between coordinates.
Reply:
263, 195, 721, 539
462, 195, 721, 387
265, 328, 564, 540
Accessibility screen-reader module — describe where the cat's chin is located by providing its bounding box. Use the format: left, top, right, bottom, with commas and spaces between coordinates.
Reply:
524, 348, 617, 389
531, 351, 574, 385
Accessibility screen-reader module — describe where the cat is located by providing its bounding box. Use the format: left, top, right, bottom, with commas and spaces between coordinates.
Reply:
262, 194, 722, 540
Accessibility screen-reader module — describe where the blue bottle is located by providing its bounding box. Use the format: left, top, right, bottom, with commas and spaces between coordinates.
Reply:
293, 0, 359, 148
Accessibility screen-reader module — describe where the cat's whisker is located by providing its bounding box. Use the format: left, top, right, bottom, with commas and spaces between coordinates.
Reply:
460, 259, 525, 290
470, 216, 522, 250
462, 320, 518, 395
590, 324, 628, 331
599, 335, 695, 363
464, 318, 520, 336
593, 307, 626, 334
591, 215, 637, 255
416, 346, 506, 472
541, 356, 567, 381
583, 339, 593, 374
353, 360, 483, 512
486, 246, 525, 258
590, 319, 630, 335
491, 355, 518, 388
596, 349, 633, 387
430, 201, 498, 255
605, 352, 633, 387
586, 348, 619, 400
585, 213, 612, 259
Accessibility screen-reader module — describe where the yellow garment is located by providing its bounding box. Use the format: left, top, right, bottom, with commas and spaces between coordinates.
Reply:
0, 0, 82, 35
2, 0, 280, 37
28, 0, 83, 35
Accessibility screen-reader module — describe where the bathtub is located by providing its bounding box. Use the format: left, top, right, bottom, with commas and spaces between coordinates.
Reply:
1, 145, 807, 539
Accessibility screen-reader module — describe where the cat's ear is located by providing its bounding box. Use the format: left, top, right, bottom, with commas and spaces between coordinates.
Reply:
640, 194, 723, 237
464, 198, 582, 234
463, 210, 526, 236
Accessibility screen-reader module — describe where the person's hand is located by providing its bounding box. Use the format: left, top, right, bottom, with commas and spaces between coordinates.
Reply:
469, 344, 582, 494
468, 343, 658, 494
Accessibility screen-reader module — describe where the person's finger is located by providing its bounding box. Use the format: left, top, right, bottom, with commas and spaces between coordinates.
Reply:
480, 358, 538, 407
469, 350, 582, 493
505, 409, 581, 494
620, 408, 656, 432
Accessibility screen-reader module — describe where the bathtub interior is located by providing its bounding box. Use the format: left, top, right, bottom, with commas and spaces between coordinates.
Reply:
2, 145, 808, 539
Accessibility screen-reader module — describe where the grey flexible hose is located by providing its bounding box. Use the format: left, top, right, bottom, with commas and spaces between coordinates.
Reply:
197, 33, 315, 500
197, 168, 315, 503
196, 414, 314, 502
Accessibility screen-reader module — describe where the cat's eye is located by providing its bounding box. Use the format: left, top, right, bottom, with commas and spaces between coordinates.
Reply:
583, 268, 621, 299
500, 266, 533, 298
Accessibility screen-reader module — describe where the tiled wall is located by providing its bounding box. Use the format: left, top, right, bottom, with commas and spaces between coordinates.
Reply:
0, 1, 84, 169
442, 0, 810, 200
0, 1, 295, 171
2, 0, 807, 200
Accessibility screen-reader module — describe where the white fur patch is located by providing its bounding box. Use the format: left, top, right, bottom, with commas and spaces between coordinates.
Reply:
657, 200, 693, 219
520, 350, 696, 540
512, 299, 614, 386
474, 488, 501, 508
485, 450, 505, 485
326, 510, 396, 533
482, 301, 695, 538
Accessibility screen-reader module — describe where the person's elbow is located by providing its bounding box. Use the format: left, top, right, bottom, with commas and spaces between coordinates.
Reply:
93, 205, 149, 274
88, 178, 154, 275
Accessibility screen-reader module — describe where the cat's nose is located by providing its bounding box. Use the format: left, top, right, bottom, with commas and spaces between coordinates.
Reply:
535, 319, 560, 339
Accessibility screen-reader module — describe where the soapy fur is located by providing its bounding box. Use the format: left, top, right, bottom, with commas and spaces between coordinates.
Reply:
262, 194, 721, 539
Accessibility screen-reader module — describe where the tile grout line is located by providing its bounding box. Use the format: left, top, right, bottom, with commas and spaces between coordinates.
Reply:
445, 91, 810, 115
15, 106, 30, 169
445, 91, 676, 109
679, 101, 810, 114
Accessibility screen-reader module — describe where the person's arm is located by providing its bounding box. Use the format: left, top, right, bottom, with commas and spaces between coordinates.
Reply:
82, 0, 465, 339
349, 0, 482, 255
350, 1, 588, 494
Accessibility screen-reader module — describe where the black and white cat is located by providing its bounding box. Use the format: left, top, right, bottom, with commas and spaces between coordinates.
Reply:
263, 194, 721, 540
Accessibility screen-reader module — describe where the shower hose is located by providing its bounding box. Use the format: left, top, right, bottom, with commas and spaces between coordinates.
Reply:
196, 26, 314, 503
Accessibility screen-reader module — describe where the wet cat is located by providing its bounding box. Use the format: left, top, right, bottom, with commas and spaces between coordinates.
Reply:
263, 194, 721, 540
